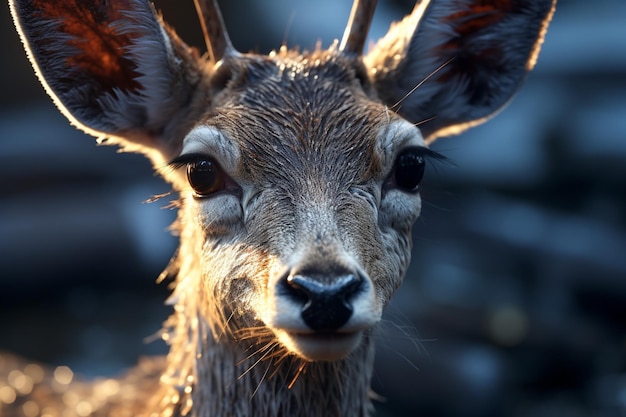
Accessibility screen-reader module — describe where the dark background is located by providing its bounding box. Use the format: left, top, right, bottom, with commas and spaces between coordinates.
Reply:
1, 1, 625, 416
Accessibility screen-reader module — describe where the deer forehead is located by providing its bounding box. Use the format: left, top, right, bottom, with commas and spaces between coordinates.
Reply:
182, 53, 425, 190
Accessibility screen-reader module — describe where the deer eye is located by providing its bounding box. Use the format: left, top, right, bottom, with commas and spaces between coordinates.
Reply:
168, 152, 243, 199
391, 148, 426, 193
186, 157, 226, 197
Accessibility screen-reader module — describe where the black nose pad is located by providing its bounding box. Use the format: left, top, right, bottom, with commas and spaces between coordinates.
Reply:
281, 270, 364, 332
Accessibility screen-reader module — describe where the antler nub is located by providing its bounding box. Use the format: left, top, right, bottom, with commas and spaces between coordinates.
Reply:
193, 0, 236, 63
340, 0, 378, 55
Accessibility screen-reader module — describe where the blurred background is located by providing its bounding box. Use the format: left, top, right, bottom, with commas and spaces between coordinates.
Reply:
1, 1, 625, 416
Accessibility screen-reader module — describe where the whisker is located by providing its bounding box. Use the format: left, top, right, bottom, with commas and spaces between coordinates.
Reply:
391, 350, 421, 373
391, 58, 455, 111
280, 355, 297, 388
250, 360, 272, 400
414, 116, 437, 127
225, 311, 236, 326
265, 349, 290, 360
287, 361, 307, 389
383, 318, 428, 353
214, 310, 237, 340
233, 326, 274, 340
268, 353, 292, 380
163, 198, 182, 210
237, 341, 276, 366
144, 191, 173, 204
238, 342, 277, 380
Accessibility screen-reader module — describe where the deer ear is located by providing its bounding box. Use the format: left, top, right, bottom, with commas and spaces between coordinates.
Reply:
364, 0, 556, 143
10, 0, 208, 161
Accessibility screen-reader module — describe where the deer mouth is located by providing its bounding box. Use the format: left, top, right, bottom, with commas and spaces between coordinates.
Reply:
276, 329, 364, 362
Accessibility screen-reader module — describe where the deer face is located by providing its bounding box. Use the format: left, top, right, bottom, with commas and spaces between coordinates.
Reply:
10, 0, 555, 363
165, 53, 431, 361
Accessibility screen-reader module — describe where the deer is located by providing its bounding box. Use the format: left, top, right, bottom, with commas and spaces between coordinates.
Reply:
4, 0, 556, 416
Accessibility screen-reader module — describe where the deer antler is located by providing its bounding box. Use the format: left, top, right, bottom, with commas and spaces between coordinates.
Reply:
193, 0, 236, 63
340, 0, 378, 55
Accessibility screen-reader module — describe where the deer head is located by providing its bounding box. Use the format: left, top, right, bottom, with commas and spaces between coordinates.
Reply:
10, 0, 555, 380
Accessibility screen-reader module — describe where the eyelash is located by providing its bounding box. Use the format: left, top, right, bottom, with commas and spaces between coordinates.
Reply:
406, 147, 447, 162
167, 153, 214, 170
381, 146, 448, 193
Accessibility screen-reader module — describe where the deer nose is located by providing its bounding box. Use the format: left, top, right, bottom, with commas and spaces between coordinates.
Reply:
281, 269, 364, 332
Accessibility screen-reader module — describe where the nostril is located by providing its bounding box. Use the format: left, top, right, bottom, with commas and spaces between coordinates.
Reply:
281, 271, 364, 332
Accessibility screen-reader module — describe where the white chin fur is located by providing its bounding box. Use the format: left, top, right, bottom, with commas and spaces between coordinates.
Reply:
276, 330, 363, 362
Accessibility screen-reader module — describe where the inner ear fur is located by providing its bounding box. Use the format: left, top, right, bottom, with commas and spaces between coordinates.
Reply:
10, 0, 210, 162
364, 0, 557, 143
